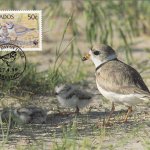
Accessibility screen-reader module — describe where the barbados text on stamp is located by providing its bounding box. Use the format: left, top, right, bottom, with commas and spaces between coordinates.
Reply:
0, 10, 42, 51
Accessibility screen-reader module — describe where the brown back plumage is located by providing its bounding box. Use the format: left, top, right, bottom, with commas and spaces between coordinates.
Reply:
96, 59, 149, 94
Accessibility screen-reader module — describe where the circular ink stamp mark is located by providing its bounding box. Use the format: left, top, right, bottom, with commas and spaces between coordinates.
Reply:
0, 43, 26, 80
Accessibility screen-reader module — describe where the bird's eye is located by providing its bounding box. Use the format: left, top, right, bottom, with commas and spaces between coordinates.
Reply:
93, 51, 100, 55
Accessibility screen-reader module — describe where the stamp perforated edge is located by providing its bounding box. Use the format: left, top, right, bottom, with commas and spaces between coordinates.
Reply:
0, 10, 42, 51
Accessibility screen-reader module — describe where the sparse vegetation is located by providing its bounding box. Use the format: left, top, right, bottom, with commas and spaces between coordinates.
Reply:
0, 0, 150, 149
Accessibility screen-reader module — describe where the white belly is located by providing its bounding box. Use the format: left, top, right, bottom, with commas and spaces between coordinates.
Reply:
96, 81, 142, 106
8, 29, 16, 36
57, 95, 91, 109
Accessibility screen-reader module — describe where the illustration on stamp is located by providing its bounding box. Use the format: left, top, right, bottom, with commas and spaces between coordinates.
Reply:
0, 10, 42, 51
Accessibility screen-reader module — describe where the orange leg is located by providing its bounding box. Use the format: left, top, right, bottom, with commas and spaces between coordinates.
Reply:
107, 102, 115, 123
75, 106, 80, 114
124, 106, 132, 122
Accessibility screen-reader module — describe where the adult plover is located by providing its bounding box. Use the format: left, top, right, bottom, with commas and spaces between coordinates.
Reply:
82, 44, 150, 122
5, 21, 35, 37
55, 84, 93, 114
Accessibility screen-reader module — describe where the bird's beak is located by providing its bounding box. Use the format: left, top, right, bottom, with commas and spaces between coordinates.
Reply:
82, 53, 90, 61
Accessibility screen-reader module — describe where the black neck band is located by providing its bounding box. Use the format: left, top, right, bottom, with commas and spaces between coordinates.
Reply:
95, 58, 118, 71
8, 24, 14, 29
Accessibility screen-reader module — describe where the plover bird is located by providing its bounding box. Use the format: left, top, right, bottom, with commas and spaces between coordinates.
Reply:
55, 84, 93, 114
0, 26, 10, 43
1, 25, 9, 37
6, 21, 35, 37
1, 106, 47, 124
14, 106, 47, 124
13, 107, 31, 124
82, 44, 150, 122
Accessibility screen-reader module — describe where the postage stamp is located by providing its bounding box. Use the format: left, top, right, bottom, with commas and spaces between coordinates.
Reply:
0, 43, 26, 80
0, 10, 42, 51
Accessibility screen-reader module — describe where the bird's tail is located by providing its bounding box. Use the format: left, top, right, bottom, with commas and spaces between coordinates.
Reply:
138, 94, 150, 103
134, 89, 150, 103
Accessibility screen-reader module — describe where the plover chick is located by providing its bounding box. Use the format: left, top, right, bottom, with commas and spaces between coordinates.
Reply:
55, 84, 93, 114
14, 106, 47, 124
82, 44, 150, 122
1, 106, 47, 124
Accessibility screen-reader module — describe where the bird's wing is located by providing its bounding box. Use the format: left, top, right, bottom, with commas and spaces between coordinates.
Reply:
96, 60, 149, 95
72, 89, 93, 100
65, 87, 93, 100
28, 106, 45, 115
117, 86, 150, 97
14, 24, 29, 33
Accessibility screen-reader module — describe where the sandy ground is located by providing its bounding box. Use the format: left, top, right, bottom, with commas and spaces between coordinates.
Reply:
0, 1, 150, 150
0, 76, 150, 150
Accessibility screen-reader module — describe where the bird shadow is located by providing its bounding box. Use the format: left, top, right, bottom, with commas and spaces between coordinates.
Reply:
0, 109, 149, 144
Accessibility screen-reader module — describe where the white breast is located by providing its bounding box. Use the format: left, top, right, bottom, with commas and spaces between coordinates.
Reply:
57, 95, 92, 109
8, 28, 16, 36
96, 80, 143, 106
